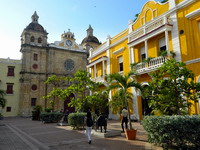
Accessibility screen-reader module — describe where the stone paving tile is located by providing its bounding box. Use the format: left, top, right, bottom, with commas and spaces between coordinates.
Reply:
0, 124, 33, 150
0, 117, 162, 150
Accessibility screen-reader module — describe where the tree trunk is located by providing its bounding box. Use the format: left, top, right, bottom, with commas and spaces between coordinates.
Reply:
124, 91, 133, 130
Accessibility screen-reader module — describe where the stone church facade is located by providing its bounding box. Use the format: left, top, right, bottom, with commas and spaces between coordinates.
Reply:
19, 12, 100, 116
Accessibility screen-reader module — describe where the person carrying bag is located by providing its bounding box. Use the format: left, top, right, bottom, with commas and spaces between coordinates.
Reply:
85, 108, 93, 144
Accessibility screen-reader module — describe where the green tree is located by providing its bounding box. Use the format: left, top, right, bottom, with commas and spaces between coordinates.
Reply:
45, 70, 105, 112
0, 90, 6, 108
143, 59, 200, 115
45, 75, 64, 110
87, 86, 109, 114
62, 70, 94, 112
109, 89, 133, 115
107, 72, 141, 130
133, 13, 139, 22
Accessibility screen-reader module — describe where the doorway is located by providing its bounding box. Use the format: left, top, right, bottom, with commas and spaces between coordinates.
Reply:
141, 85, 152, 116
142, 97, 152, 116
64, 93, 75, 114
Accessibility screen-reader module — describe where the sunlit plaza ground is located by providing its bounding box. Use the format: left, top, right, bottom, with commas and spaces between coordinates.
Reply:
0, 117, 162, 150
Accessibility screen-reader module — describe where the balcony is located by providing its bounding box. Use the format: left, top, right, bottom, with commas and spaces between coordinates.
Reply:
91, 76, 106, 83
90, 42, 108, 58
132, 56, 166, 75
128, 16, 173, 47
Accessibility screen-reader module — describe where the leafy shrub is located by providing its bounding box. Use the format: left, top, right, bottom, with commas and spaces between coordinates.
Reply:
32, 111, 40, 120
0, 113, 3, 120
33, 105, 43, 112
40, 112, 63, 123
32, 105, 43, 120
68, 112, 86, 129
142, 115, 200, 149
44, 108, 53, 112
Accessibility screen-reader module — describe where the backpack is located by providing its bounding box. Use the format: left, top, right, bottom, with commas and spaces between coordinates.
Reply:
87, 118, 93, 127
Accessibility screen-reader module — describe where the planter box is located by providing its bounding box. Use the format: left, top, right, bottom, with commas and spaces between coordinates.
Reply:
125, 129, 137, 140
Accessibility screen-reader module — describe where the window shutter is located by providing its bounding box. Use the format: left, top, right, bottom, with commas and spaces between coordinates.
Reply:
6, 84, 13, 94
159, 37, 166, 51
118, 56, 123, 72
7, 67, 14, 76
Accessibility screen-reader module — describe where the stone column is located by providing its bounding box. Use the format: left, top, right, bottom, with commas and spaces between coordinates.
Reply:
94, 64, 97, 78
165, 30, 170, 55
102, 60, 105, 76
145, 40, 148, 58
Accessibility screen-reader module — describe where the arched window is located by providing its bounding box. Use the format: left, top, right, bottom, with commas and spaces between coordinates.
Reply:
31, 36, 35, 42
38, 37, 42, 43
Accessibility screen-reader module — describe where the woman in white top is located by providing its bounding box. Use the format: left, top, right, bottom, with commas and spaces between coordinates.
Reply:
121, 107, 128, 132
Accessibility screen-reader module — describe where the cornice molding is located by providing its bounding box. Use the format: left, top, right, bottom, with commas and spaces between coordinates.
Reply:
89, 35, 128, 60
176, 0, 196, 10
128, 24, 172, 47
128, 0, 196, 36
87, 56, 108, 68
186, 58, 200, 65
89, 0, 197, 61
109, 35, 128, 48
111, 29, 128, 41
20, 71, 72, 76
185, 8, 200, 19
113, 47, 125, 55
0, 58, 22, 64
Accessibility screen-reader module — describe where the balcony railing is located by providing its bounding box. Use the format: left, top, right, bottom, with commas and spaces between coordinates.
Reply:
129, 16, 171, 43
91, 76, 106, 83
91, 42, 108, 57
133, 56, 167, 75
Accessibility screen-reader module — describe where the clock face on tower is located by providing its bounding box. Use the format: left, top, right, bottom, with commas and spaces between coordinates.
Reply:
64, 59, 74, 71
66, 40, 72, 46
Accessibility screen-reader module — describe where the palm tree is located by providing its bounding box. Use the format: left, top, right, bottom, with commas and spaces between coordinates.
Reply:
109, 89, 132, 115
107, 72, 141, 130
0, 90, 6, 108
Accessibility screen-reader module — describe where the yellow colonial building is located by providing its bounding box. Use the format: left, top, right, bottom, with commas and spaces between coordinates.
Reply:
87, 0, 200, 120
0, 58, 22, 117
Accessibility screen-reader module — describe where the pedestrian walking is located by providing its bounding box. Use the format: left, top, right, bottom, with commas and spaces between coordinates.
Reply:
121, 107, 128, 132
96, 113, 107, 133
85, 108, 93, 144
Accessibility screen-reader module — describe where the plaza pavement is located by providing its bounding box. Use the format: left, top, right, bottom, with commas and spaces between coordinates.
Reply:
0, 117, 162, 150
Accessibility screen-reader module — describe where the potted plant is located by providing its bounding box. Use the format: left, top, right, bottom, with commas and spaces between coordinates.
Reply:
107, 71, 141, 140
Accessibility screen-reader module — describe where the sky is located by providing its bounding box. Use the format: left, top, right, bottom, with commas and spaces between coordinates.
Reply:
0, 0, 154, 59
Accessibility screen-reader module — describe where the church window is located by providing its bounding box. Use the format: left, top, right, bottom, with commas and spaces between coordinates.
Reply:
159, 37, 166, 52
38, 37, 42, 43
64, 59, 75, 71
118, 56, 123, 72
140, 46, 146, 61
31, 84, 37, 91
6, 107, 11, 112
7, 66, 15, 76
6, 83, 14, 94
31, 98, 37, 106
31, 36, 35, 42
32, 64, 38, 69
33, 53, 38, 61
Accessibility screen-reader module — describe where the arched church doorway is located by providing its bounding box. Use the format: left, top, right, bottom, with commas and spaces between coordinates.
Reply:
64, 93, 75, 113
142, 85, 152, 116
198, 77, 200, 114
